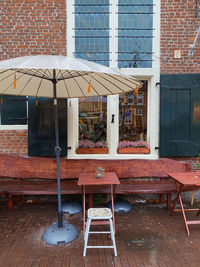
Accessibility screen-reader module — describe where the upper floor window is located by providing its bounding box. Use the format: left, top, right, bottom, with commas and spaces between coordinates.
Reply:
73, 0, 154, 69
74, 0, 110, 66
118, 0, 154, 68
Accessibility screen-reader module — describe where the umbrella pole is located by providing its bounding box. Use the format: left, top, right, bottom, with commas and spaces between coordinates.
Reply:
43, 69, 78, 245
53, 70, 63, 228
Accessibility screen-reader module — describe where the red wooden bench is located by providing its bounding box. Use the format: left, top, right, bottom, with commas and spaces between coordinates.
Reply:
0, 154, 190, 210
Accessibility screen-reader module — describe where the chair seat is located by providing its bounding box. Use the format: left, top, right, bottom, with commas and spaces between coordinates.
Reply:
88, 208, 112, 219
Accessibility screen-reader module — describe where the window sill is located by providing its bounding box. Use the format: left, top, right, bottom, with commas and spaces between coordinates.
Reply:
76, 147, 108, 154
117, 147, 150, 154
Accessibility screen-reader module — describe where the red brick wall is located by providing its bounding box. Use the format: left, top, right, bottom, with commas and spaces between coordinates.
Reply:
0, 130, 28, 155
167, 157, 200, 172
1, 0, 66, 60
161, 1, 200, 74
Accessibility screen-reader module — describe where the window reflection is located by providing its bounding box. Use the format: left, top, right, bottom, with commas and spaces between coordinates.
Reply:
74, 0, 109, 66
118, 0, 153, 68
79, 96, 107, 145
119, 81, 148, 142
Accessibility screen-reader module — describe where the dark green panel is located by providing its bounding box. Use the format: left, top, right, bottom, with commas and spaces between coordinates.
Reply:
191, 86, 200, 143
0, 95, 27, 125
160, 74, 200, 157
28, 97, 67, 157
176, 89, 190, 140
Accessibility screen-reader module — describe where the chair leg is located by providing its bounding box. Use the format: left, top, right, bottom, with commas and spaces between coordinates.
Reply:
8, 194, 13, 211
109, 219, 117, 256
83, 218, 91, 256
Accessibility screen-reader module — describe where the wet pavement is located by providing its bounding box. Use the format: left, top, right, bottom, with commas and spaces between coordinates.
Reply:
0, 199, 200, 266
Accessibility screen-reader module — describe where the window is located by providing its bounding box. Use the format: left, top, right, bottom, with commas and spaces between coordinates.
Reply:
78, 96, 107, 147
74, 0, 110, 66
68, 0, 159, 158
118, 0, 154, 68
73, 0, 154, 69
119, 81, 148, 142
0, 95, 27, 125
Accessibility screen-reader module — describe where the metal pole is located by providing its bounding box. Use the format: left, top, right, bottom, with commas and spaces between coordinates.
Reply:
53, 69, 63, 228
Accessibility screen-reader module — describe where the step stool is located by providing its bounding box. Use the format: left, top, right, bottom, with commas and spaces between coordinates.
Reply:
83, 208, 117, 257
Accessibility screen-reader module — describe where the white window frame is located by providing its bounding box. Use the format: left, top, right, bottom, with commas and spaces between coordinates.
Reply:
67, 0, 160, 159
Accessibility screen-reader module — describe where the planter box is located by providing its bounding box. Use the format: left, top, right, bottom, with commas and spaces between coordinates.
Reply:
76, 147, 108, 154
117, 147, 150, 154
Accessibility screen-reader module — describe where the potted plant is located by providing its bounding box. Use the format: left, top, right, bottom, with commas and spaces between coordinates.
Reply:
76, 139, 108, 154
118, 140, 150, 154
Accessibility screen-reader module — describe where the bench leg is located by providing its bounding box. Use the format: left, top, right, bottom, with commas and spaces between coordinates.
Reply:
167, 193, 172, 210
17, 195, 22, 203
8, 194, 13, 211
159, 194, 165, 204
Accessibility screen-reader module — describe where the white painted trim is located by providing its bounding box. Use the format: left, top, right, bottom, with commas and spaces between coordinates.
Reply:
67, 98, 79, 157
107, 94, 118, 155
109, 0, 118, 68
0, 125, 28, 130
66, 0, 75, 57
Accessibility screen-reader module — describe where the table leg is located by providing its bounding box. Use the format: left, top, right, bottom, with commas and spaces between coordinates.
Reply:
170, 183, 190, 235
178, 192, 190, 235
82, 185, 86, 233
170, 182, 181, 216
111, 184, 116, 234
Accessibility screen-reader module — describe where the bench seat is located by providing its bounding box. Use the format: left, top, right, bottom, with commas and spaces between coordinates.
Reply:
0, 155, 191, 210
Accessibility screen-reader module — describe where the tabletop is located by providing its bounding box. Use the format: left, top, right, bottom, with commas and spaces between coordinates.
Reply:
78, 172, 120, 186
168, 172, 200, 186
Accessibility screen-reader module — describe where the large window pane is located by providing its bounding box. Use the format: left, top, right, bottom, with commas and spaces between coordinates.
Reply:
119, 81, 148, 145
79, 96, 107, 147
74, 0, 110, 66
118, 0, 154, 68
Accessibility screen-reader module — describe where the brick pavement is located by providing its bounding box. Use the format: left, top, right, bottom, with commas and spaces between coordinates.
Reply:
1, 199, 200, 266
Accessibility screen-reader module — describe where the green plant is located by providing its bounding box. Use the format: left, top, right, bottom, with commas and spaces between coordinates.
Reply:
197, 153, 200, 170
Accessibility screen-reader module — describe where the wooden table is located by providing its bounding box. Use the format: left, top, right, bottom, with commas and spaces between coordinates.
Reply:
168, 172, 200, 235
78, 172, 120, 233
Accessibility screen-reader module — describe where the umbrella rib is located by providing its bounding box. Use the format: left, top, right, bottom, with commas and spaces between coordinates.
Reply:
57, 70, 89, 81
14, 69, 52, 81
34, 70, 49, 97
66, 70, 85, 97
1, 72, 26, 95
0, 69, 20, 82
39, 69, 52, 79
73, 70, 100, 96
94, 72, 137, 93
56, 70, 70, 79
59, 71, 70, 97
18, 73, 38, 96
102, 72, 141, 89
86, 73, 115, 95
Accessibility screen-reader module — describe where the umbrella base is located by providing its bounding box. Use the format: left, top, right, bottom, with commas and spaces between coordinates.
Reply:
43, 221, 78, 245
61, 201, 82, 214
107, 200, 133, 212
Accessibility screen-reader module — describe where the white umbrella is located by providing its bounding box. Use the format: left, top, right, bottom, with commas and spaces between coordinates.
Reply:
0, 55, 140, 98
0, 55, 141, 245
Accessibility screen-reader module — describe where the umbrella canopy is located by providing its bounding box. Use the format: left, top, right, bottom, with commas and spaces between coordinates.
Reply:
0, 55, 141, 98
0, 55, 141, 245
